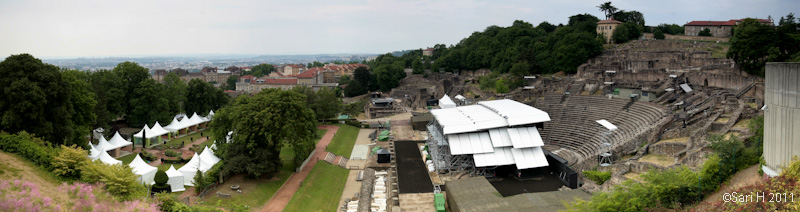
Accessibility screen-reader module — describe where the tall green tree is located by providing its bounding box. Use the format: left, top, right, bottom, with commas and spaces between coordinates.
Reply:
555, 32, 604, 73
0, 54, 74, 145
412, 58, 424, 74
612, 10, 645, 27
597, 2, 618, 19
129, 79, 171, 127
112, 62, 149, 120
249, 64, 275, 77
184, 79, 228, 116
292, 86, 342, 120
89, 70, 124, 129
61, 69, 98, 147
162, 73, 187, 115
728, 18, 779, 76
776, 13, 800, 61
212, 89, 317, 177
225, 75, 238, 91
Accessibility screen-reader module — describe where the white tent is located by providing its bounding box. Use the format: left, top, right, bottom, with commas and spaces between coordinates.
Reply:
95, 150, 122, 165
454, 94, 466, 101
203, 110, 214, 122
177, 153, 201, 186
107, 132, 132, 150
150, 122, 170, 137
165, 165, 186, 192
163, 117, 183, 132
199, 146, 221, 172
188, 112, 206, 126
88, 142, 100, 160
133, 125, 159, 139
439, 94, 457, 109
95, 136, 116, 151
129, 154, 158, 185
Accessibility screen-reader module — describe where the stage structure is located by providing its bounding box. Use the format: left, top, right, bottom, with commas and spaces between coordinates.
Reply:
427, 99, 552, 177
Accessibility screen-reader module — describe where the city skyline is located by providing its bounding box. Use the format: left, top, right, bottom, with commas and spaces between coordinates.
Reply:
1, 0, 796, 58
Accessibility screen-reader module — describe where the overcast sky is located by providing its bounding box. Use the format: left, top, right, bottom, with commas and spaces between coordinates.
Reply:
0, 0, 796, 58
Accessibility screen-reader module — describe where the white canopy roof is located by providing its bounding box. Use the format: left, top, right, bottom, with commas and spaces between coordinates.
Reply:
150, 122, 170, 137
95, 136, 116, 151
446, 132, 494, 155
188, 112, 206, 126
454, 95, 466, 101
506, 127, 544, 149
96, 150, 122, 165
107, 132, 132, 149
473, 147, 516, 167
510, 147, 549, 169
178, 153, 201, 186
88, 142, 100, 160
129, 154, 157, 185
439, 94, 456, 109
596, 119, 619, 131
133, 125, 159, 139
203, 110, 215, 122
166, 165, 186, 192
199, 146, 221, 166
163, 117, 183, 132
430, 99, 551, 135
488, 128, 513, 147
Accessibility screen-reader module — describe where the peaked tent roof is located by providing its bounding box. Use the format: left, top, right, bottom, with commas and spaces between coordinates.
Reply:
199, 146, 221, 165
129, 155, 157, 175
188, 112, 207, 126
439, 94, 457, 109
166, 165, 183, 177
163, 117, 183, 132
165, 165, 186, 192
96, 150, 122, 165
107, 131, 132, 149
178, 153, 201, 173
150, 122, 170, 137
96, 136, 116, 151
88, 142, 100, 160
133, 125, 158, 139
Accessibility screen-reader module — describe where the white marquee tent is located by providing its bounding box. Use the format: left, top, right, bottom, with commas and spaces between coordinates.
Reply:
178, 153, 201, 186
163, 117, 183, 132
129, 154, 158, 185
88, 142, 101, 160
150, 122, 170, 137
166, 165, 186, 192
199, 146, 221, 172
107, 132, 132, 150
95, 136, 116, 151
133, 125, 158, 139
95, 150, 122, 165
439, 94, 457, 109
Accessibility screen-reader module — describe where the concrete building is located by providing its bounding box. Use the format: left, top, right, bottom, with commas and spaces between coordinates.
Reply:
597, 18, 623, 43
685, 19, 773, 37
763, 62, 800, 176
423, 48, 434, 57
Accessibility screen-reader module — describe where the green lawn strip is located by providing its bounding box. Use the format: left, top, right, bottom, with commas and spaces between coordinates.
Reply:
325, 124, 359, 158
283, 162, 349, 212
164, 129, 213, 147
118, 153, 137, 164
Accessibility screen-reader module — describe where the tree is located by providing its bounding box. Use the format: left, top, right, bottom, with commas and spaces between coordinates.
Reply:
536, 21, 556, 33
184, 79, 228, 116
212, 89, 317, 177
655, 23, 684, 35
0, 54, 74, 145
612, 10, 645, 27
89, 70, 124, 130
776, 13, 800, 61
162, 73, 187, 116
728, 18, 779, 76
249, 64, 275, 77
597, 2, 618, 19
653, 29, 666, 39
112, 62, 150, 120
568, 14, 600, 34
412, 58, 424, 74
555, 32, 604, 73
61, 69, 98, 147
698, 28, 712, 36
353, 67, 372, 92
225, 75, 238, 91
612, 23, 631, 43
129, 79, 171, 127
338, 74, 351, 85
193, 170, 207, 194
291, 86, 342, 120
153, 169, 170, 193
344, 80, 367, 97
495, 79, 510, 93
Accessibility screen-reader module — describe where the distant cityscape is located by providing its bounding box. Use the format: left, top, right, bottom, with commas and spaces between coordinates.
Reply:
43, 54, 379, 72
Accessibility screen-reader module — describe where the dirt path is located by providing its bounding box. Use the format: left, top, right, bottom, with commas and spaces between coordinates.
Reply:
700, 165, 763, 205
260, 125, 339, 212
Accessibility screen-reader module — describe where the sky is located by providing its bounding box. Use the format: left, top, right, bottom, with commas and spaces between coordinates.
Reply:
0, 0, 797, 58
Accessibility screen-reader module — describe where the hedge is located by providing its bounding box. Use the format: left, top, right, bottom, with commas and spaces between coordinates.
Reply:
0, 131, 58, 169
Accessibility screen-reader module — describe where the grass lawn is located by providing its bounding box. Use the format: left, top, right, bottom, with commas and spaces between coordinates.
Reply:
164, 129, 213, 147
325, 124, 359, 158
199, 146, 296, 210
283, 162, 349, 212
118, 153, 137, 164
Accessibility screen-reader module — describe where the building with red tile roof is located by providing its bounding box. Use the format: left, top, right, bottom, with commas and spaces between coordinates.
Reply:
597, 18, 624, 43
685, 18, 773, 37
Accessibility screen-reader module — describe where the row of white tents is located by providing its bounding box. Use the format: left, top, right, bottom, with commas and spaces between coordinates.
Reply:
132, 111, 214, 146
87, 143, 221, 192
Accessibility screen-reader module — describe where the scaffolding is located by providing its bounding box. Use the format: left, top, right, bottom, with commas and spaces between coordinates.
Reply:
426, 121, 476, 175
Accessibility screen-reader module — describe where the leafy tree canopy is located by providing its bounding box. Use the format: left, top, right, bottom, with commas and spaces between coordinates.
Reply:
184, 79, 228, 116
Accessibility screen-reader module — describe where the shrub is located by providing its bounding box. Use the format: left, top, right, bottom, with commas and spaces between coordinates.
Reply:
165, 149, 181, 158
654, 29, 665, 40
152, 170, 170, 193
52, 145, 90, 179
141, 151, 156, 161
194, 170, 207, 194
0, 131, 58, 169
583, 170, 611, 185
0, 179, 62, 211
80, 160, 148, 201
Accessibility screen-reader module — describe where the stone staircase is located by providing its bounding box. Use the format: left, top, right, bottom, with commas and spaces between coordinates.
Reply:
323, 152, 349, 168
